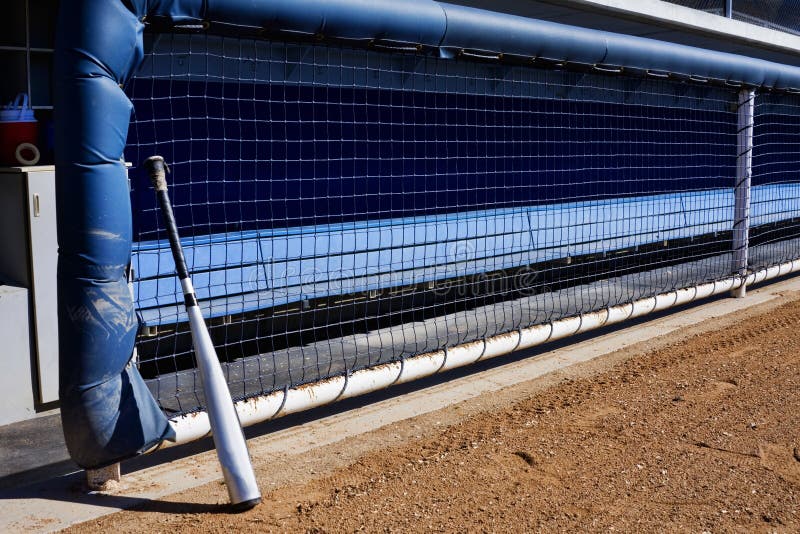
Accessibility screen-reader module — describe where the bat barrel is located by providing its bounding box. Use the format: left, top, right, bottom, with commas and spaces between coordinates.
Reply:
187, 304, 262, 509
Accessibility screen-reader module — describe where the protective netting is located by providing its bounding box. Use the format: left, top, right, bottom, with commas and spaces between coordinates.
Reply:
123, 33, 796, 416
750, 93, 800, 269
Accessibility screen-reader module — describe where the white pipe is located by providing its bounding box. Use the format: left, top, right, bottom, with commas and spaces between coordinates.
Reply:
396, 350, 445, 385
481, 330, 522, 361
237, 391, 284, 427
517, 323, 553, 350
276, 375, 347, 418
605, 302, 634, 327
439, 340, 484, 372
549, 315, 583, 342
156, 259, 800, 449
339, 362, 403, 400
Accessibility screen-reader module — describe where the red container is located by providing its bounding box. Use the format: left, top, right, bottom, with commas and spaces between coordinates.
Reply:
0, 94, 39, 166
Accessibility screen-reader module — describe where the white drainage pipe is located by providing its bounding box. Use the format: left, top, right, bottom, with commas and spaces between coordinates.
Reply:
155, 259, 800, 449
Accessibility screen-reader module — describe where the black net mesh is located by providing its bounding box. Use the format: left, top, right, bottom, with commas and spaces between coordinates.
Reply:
122, 33, 796, 417
750, 93, 800, 269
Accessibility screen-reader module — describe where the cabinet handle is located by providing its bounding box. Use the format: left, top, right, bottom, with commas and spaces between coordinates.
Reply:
33, 193, 40, 217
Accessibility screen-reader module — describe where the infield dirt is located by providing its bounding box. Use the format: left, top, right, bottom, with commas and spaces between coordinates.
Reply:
68, 294, 800, 532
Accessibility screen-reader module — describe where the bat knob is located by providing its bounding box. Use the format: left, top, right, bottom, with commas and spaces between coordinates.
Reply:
144, 155, 170, 191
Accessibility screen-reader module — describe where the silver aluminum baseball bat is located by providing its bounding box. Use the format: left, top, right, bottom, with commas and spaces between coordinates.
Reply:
144, 155, 261, 511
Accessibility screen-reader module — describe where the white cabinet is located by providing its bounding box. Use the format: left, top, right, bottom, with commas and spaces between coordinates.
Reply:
0, 285, 35, 425
0, 165, 58, 408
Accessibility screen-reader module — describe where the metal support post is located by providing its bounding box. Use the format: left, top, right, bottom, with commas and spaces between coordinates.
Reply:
86, 463, 121, 491
731, 88, 755, 298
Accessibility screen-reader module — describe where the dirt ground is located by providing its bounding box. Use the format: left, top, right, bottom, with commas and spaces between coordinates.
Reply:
69, 295, 800, 533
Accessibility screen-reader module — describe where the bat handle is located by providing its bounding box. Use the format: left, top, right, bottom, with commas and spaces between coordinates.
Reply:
143, 156, 190, 281
144, 155, 170, 191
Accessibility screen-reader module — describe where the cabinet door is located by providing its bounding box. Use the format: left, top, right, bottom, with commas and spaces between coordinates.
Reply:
27, 168, 59, 404
0, 171, 30, 287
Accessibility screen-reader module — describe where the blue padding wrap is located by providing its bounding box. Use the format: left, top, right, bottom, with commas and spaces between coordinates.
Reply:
206, 0, 447, 44
437, 3, 800, 89
136, 0, 800, 90
131, 0, 448, 44
55, 0, 172, 469
438, 3, 609, 64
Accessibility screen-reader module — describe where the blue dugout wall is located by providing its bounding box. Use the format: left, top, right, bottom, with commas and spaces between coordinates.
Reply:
55, 0, 800, 468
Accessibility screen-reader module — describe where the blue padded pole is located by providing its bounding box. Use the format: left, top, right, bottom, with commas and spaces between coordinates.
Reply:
54, 0, 173, 469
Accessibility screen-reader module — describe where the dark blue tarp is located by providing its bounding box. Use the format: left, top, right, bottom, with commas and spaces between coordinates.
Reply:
127, 80, 736, 236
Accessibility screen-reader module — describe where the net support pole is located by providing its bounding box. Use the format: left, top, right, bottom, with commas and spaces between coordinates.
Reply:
731, 87, 755, 298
